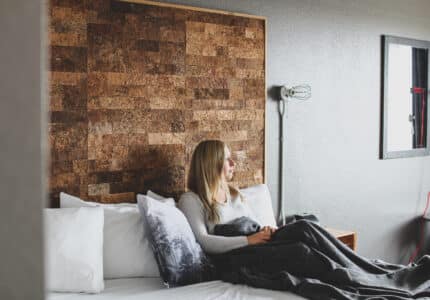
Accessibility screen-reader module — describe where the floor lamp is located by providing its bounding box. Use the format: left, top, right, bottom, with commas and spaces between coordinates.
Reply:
277, 84, 311, 226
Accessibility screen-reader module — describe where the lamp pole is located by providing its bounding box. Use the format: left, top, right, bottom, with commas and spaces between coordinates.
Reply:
276, 84, 311, 227
278, 98, 286, 226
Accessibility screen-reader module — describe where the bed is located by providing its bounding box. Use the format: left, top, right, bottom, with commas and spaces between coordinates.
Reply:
45, 186, 294, 298
47, 278, 307, 300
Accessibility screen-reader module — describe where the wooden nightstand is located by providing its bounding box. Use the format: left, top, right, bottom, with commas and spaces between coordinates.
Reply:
326, 228, 357, 251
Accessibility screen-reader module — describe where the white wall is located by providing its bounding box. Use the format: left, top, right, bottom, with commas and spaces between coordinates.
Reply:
162, 0, 430, 263
0, 1, 45, 299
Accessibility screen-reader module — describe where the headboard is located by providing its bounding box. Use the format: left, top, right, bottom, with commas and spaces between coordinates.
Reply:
48, 0, 266, 206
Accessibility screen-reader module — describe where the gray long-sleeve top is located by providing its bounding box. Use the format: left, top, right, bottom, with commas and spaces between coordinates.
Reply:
178, 191, 258, 254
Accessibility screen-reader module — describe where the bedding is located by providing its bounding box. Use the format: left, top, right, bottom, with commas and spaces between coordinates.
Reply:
214, 216, 261, 237
44, 207, 104, 293
47, 278, 307, 300
240, 184, 277, 227
213, 219, 430, 300
60, 193, 159, 279
146, 190, 176, 206
137, 195, 215, 287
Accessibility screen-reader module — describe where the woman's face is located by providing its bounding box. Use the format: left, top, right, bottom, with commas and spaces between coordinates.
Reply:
222, 146, 235, 181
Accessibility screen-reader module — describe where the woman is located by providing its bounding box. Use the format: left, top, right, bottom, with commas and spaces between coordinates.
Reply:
178, 139, 275, 254
179, 140, 430, 299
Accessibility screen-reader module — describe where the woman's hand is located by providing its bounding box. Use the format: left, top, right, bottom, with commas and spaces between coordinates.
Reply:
247, 226, 273, 245
262, 226, 277, 235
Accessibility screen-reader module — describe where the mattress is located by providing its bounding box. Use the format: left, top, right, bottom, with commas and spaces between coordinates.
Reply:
47, 278, 307, 300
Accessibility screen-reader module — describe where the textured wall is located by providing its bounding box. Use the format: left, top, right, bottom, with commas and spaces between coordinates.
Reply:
48, 0, 265, 206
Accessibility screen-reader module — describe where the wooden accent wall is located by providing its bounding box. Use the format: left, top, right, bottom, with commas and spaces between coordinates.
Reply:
48, 0, 266, 206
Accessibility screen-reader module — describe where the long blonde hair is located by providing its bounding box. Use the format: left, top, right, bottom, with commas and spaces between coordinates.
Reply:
187, 140, 239, 223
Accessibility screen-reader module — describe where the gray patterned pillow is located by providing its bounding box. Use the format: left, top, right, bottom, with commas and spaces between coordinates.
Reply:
137, 195, 215, 287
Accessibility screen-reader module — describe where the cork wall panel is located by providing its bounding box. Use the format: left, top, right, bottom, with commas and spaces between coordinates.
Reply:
48, 0, 265, 206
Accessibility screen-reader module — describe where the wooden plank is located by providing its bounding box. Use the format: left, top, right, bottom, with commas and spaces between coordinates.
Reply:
117, 0, 266, 20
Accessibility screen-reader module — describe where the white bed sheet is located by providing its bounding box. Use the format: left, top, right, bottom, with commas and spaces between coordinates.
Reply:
47, 278, 307, 300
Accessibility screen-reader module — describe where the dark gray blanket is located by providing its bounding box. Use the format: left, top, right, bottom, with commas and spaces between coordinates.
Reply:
212, 219, 430, 300
213, 216, 261, 236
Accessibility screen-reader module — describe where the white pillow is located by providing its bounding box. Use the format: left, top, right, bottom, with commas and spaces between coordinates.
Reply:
44, 207, 104, 293
60, 193, 159, 279
240, 184, 277, 227
146, 190, 176, 206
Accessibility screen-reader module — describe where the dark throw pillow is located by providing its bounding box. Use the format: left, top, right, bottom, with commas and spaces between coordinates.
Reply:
214, 216, 261, 237
137, 195, 215, 287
